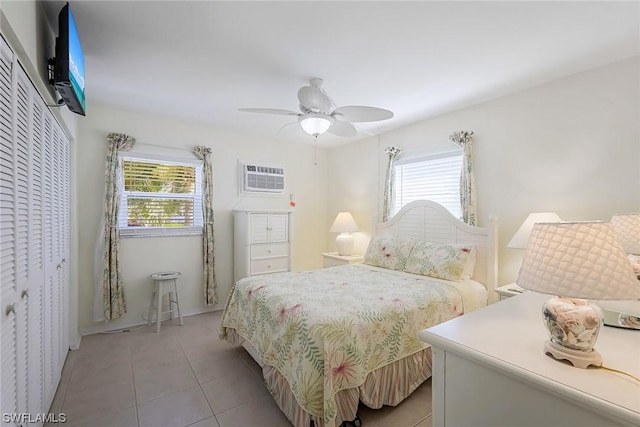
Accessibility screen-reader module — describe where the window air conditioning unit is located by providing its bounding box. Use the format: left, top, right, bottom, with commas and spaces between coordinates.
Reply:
242, 164, 285, 193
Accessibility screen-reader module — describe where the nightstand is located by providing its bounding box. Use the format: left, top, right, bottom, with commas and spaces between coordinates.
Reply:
495, 283, 525, 301
321, 252, 364, 268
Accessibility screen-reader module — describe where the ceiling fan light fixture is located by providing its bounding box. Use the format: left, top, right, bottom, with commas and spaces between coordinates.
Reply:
300, 114, 332, 136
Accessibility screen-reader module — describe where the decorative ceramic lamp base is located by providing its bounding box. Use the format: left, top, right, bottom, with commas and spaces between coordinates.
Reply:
542, 297, 604, 369
544, 340, 602, 369
335, 233, 354, 256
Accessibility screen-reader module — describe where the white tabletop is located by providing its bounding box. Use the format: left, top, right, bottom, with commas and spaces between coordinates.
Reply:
419, 292, 640, 424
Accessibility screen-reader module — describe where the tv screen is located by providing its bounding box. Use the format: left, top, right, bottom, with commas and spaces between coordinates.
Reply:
54, 3, 86, 116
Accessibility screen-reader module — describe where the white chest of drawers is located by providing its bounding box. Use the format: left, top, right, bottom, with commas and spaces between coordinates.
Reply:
233, 209, 293, 282
418, 292, 640, 427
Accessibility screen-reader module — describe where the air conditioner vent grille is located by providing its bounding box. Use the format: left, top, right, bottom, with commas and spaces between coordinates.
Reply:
242, 164, 285, 193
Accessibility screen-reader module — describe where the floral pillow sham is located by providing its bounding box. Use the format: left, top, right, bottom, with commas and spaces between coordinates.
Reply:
404, 241, 477, 282
363, 235, 416, 271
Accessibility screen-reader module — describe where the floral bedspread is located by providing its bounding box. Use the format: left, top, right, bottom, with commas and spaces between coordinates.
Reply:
219, 264, 483, 426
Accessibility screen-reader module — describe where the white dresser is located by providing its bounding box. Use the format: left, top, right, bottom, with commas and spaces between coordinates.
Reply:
418, 291, 640, 427
233, 209, 293, 282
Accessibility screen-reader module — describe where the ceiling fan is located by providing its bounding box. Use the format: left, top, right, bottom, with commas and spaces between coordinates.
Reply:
239, 78, 394, 137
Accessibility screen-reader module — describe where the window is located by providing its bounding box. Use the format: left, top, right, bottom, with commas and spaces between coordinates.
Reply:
393, 151, 463, 218
118, 154, 203, 237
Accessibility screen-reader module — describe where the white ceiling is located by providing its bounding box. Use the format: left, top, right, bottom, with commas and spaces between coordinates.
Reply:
44, 1, 640, 147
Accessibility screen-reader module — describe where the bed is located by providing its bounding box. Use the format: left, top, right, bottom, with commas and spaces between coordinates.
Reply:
220, 200, 498, 427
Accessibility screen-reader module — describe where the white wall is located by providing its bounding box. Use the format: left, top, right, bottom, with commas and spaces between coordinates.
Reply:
76, 104, 328, 333
327, 57, 640, 286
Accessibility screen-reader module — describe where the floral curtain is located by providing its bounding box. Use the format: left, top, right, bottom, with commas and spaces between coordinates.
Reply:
449, 131, 476, 226
193, 145, 217, 305
383, 146, 402, 222
94, 133, 136, 322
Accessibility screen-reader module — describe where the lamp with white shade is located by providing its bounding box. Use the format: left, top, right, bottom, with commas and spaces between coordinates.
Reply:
598, 213, 640, 328
516, 221, 640, 369
330, 212, 359, 256
507, 212, 562, 249
611, 213, 640, 255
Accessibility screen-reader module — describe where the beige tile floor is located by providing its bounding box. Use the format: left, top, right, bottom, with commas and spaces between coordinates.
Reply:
48, 311, 432, 427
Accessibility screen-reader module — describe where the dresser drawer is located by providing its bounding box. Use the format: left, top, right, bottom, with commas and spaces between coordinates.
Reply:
251, 243, 289, 259
250, 257, 289, 275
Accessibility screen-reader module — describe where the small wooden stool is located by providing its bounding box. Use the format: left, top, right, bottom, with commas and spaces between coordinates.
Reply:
147, 271, 183, 333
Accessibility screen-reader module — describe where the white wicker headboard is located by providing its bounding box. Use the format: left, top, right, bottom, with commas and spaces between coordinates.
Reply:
374, 200, 498, 303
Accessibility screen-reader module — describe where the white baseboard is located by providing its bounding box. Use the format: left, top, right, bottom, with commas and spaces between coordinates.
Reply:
78, 306, 222, 338
69, 334, 81, 351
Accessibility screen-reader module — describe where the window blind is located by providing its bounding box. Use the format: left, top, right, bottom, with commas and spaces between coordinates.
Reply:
118, 155, 203, 236
393, 152, 463, 219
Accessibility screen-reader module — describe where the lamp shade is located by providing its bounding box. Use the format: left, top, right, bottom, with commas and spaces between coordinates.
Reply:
300, 114, 332, 135
507, 212, 561, 249
611, 213, 640, 255
516, 221, 640, 300
330, 212, 358, 233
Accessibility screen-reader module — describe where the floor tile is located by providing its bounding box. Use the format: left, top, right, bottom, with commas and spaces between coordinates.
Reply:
413, 414, 432, 427
66, 405, 138, 427
137, 386, 213, 427
61, 377, 135, 424
187, 416, 221, 427
134, 358, 199, 403
189, 348, 249, 384
132, 344, 188, 377
200, 368, 270, 414
215, 396, 291, 427
67, 357, 133, 395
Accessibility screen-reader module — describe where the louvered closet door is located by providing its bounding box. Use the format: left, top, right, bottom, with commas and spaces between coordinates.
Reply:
13, 58, 33, 419
0, 35, 28, 424
41, 110, 70, 407
42, 110, 57, 404
60, 122, 70, 356
27, 85, 45, 416
51, 121, 69, 385
1, 34, 70, 421
0, 36, 19, 424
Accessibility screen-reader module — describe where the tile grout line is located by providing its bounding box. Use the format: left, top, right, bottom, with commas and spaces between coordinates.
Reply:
180, 325, 222, 427
128, 336, 141, 427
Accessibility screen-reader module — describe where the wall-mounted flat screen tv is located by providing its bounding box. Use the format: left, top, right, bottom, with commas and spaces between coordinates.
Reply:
53, 2, 86, 116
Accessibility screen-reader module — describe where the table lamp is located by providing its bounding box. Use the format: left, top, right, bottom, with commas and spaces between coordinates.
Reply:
330, 212, 358, 256
516, 221, 640, 369
603, 213, 640, 329
611, 213, 640, 256
507, 212, 562, 249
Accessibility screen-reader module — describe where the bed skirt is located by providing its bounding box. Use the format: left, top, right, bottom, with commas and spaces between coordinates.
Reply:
229, 322, 433, 427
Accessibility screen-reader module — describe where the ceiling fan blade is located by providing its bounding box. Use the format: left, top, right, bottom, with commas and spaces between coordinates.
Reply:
276, 121, 304, 138
298, 85, 332, 114
239, 108, 300, 116
327, 120, 358, 137
332, 105, 394, 122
